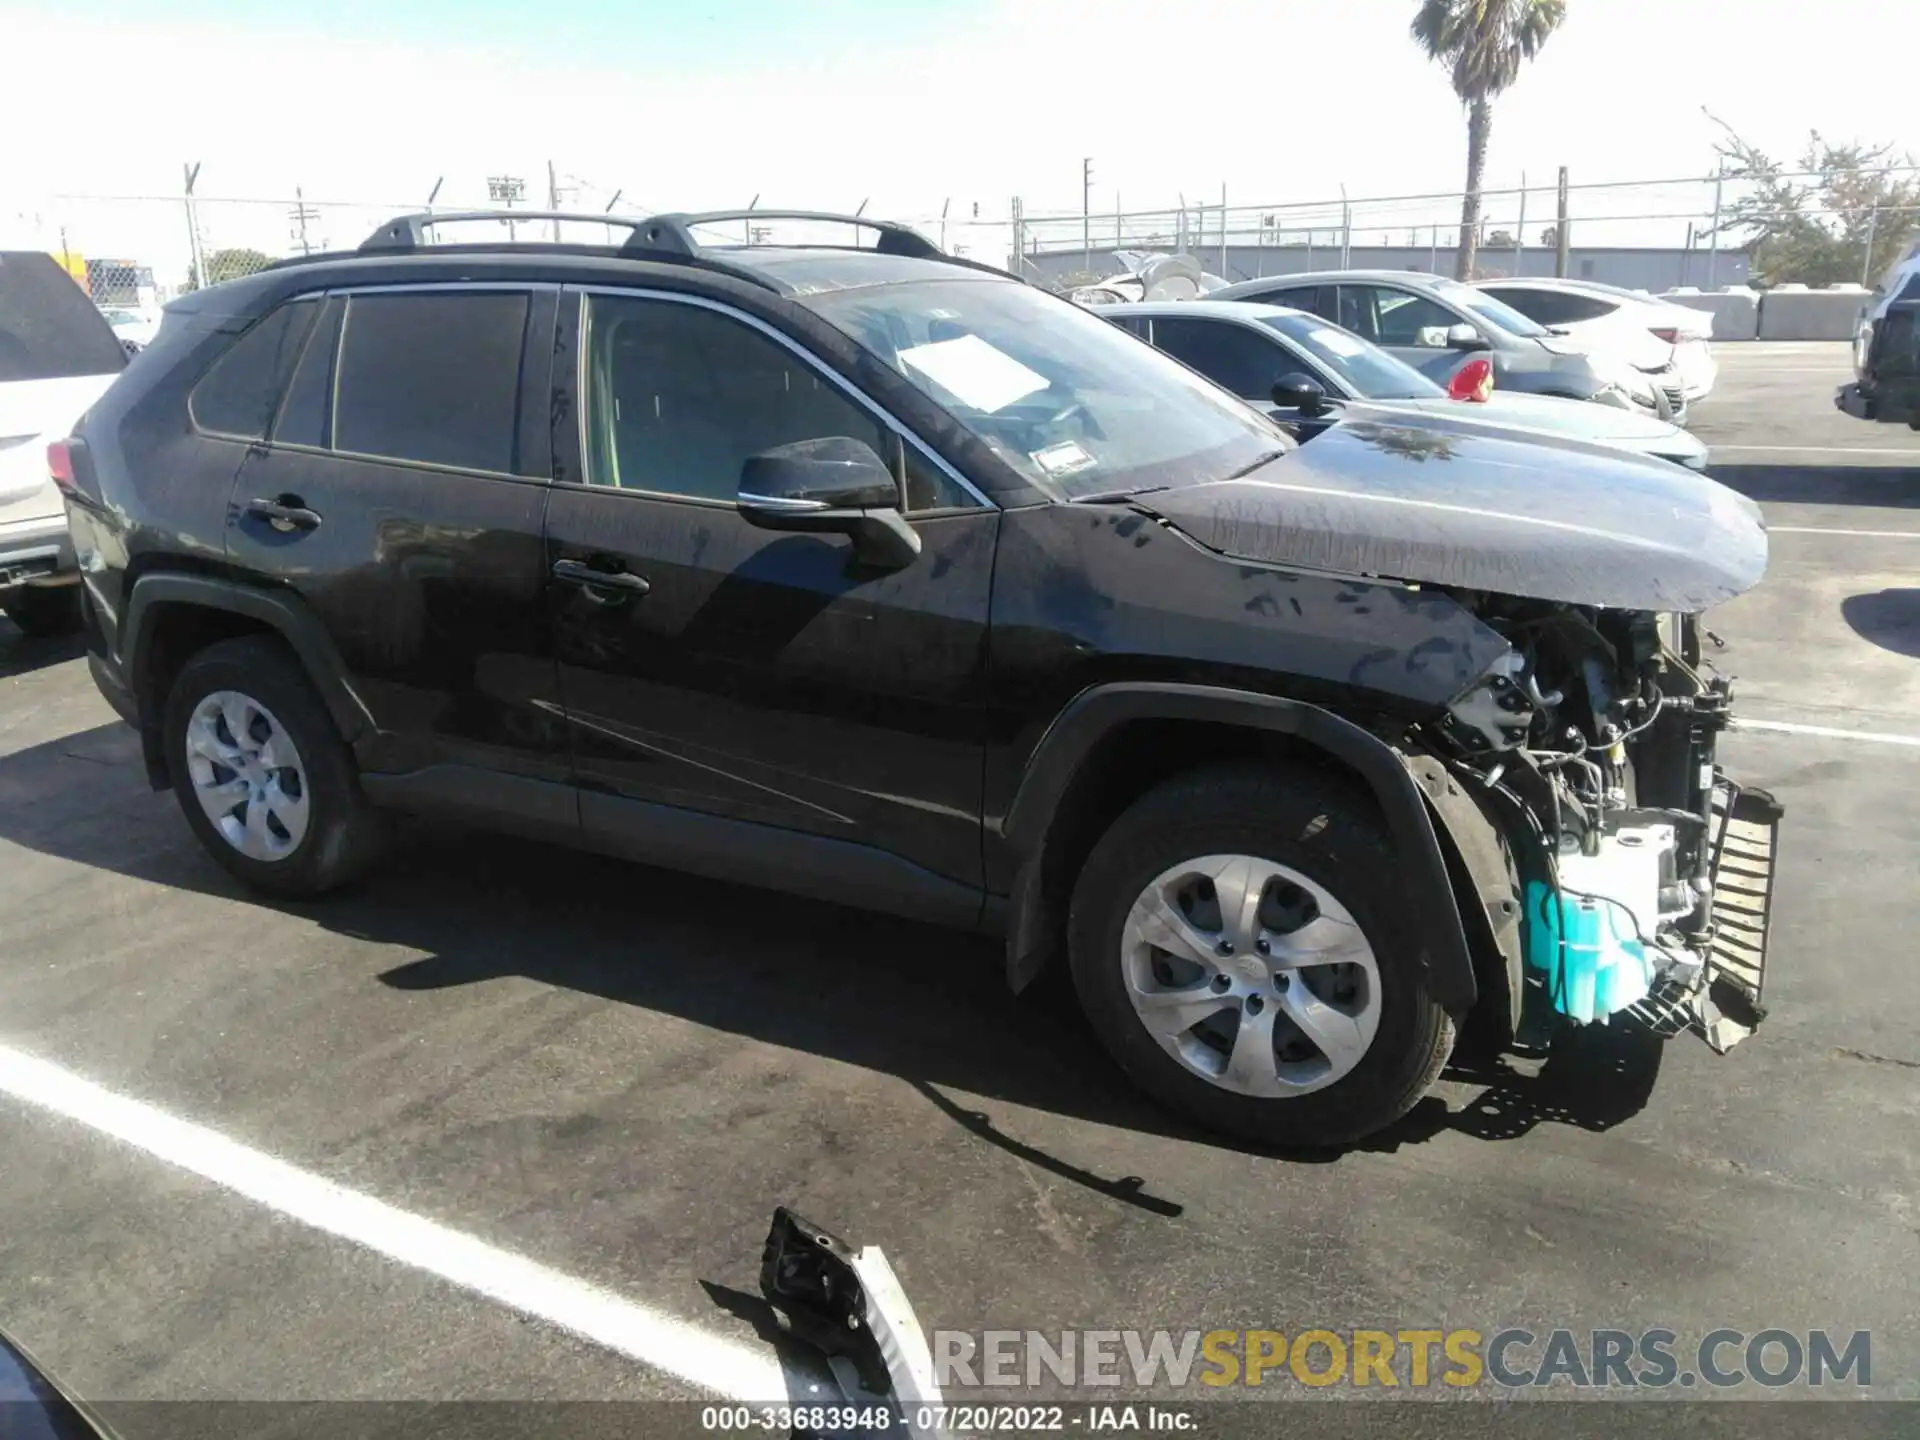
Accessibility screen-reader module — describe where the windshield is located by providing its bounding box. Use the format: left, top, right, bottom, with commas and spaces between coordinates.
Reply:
1259, 313, 1446, 400
1435, 279, 1552, 338
803, 278, 1292, 499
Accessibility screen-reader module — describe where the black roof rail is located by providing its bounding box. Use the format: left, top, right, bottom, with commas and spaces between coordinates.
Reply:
357, 211, 674, 255
357, 208, 945, 261
648, 210, 945, 259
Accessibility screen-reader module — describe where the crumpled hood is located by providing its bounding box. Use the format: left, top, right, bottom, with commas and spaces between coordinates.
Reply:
1138, 417, 1767, 613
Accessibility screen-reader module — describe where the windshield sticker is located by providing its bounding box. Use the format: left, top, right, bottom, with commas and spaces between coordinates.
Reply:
1309, 328, 1367, 358
899, 334, 1050, 413
1030, 441, 1096, 477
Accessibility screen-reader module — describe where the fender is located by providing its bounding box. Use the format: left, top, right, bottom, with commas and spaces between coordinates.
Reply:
1402, 754, 1526, 1038
1000, 682, 1479, 1014
121, 573, 375, 786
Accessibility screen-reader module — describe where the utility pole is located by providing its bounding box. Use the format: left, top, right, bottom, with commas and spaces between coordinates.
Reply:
181, 161, 205, 291
1706, 160, 1724, 289
1555, 167, 1570, 278
289, 186, 318, 256
1862, 170, 1888, 286
488, 174, 526, 242
548, 161, 560, 241
1220, 182, 1228, 276
1082, 157, 1093, 274
940, 197, 950, 252
1514, 172, 1527, 272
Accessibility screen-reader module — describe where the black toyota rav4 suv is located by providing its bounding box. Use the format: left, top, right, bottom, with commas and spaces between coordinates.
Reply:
58, 210, 1782, 1146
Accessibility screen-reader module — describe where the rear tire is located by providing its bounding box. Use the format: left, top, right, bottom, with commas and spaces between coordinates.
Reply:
163, 636, 385, 898
2, 584, 82, 638
1067, 762, 1454, 1148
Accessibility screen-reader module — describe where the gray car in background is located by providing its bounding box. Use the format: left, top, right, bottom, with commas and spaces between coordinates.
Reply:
1208, 269, 1682, 420
1106, 300, 1709, 470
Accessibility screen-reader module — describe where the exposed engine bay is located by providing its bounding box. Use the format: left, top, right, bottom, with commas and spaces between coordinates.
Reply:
1431, 594, 1781, 1051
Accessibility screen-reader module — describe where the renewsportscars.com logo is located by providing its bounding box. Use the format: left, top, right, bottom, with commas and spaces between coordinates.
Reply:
933, 1328, 1873, 1391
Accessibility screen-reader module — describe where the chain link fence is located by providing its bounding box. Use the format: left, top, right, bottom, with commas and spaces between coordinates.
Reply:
7, 167, 1916, 320
1012, 168, 1920, 294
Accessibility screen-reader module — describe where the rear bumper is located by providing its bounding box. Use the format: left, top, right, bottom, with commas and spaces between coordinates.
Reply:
0, 512, 75, 589
1835, 382, 1875, 420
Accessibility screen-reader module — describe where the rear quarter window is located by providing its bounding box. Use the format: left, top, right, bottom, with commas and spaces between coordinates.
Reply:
189, 299, 321, 439
0, 251, 129, 382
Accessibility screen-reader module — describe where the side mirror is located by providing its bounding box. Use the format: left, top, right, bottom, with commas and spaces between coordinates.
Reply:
1445, 323, 1491, 351
738, 436, 922, 571
1271, 373, 1330, 417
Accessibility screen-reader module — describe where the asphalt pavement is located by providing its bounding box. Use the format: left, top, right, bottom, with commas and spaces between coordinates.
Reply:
1, 342, 1916, 1420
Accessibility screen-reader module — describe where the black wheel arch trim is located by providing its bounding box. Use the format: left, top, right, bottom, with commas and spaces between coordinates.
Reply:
1000, 682, 1479, 1014
121, 573, 375, 787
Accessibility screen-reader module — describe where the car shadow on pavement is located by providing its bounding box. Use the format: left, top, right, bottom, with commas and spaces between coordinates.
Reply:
0, 721, 1665, 1191
0, 624, 85, 677
1710, 462, 1920, 508
1841, 589, 1920, 657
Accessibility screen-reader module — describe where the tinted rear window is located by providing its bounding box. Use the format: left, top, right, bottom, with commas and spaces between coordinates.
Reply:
189, 299, 320, 438
0, 251, 129, 382
333, 292, 528, 473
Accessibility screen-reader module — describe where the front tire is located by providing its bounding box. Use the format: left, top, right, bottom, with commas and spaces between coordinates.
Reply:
1068, 763, 1454, 1148
163, 636, 384, 898
2, 584, 82, 638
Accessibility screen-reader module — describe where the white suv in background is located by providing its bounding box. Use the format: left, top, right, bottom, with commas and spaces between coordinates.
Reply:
1, 251, 126, 637
1475, 277, 1717, 402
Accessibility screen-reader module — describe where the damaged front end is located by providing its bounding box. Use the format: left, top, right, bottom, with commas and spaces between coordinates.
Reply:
1429, 598, 1782, 1054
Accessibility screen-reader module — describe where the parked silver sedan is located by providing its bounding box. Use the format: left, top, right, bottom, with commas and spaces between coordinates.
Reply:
1105, 300, 1708, 470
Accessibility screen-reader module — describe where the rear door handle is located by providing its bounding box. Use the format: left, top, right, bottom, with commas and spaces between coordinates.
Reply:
552, 557, 650, 596
245, 496, 323, 532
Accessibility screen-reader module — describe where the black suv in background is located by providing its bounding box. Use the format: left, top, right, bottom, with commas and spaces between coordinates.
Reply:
59, 210, 1780, 1146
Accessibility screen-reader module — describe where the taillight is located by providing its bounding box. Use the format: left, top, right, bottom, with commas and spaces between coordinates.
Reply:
46, 439, 75, 493
1650, 327, 1681, 345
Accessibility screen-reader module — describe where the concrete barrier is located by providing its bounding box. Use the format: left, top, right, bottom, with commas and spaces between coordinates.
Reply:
1755, 284, 1873, 341
1658, 287, 1759, 340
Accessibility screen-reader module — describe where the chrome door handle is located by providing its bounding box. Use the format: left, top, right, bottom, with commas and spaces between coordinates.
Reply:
552, 558, 650, 596
245, 497, 322, 532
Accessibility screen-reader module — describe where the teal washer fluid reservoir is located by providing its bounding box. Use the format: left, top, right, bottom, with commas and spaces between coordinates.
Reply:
1523, 879, 1657, 1025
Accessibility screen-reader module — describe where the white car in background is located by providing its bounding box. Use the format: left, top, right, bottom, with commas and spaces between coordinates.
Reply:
2, 251, 126, 636
1474, 277, 1718, 402
99, 305, 162, 355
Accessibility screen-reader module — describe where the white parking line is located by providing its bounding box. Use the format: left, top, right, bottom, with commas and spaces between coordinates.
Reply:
0, 1043, 817, 1401
1770, 526, 1920, 538
1731, 718, 1920, 747
1713, 446, 1920, 457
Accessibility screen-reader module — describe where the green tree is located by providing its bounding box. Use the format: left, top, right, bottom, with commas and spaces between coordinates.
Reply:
1410, 0, 1568, 281
181, 247, 274, 292
1707, 129, 1920, 287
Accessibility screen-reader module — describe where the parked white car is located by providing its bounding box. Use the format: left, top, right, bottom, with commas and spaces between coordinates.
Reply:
99, 304, 162, 355
2, 251, 126, 636
1474, 277, 1718, 402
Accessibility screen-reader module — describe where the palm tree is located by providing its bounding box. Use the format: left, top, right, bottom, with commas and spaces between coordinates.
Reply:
1411, 0, 1568, 280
